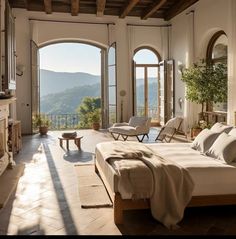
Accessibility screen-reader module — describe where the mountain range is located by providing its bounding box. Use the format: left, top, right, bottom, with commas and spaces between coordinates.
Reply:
40, 69, 100, 96
40, 70, 158, 114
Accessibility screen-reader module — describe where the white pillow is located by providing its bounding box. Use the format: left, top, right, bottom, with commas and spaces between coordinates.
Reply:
206, 132, 236, 164
228, 128, 236, 137
210, 122, 233, 134
191, 128, 220, 153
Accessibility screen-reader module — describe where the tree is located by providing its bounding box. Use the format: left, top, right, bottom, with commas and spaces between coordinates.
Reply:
77, 97, 101, 128
181, 59, 227, 118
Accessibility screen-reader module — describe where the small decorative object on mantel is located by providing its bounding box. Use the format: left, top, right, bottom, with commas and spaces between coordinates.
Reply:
0, 91, 12, 99
62, 131, 77, 138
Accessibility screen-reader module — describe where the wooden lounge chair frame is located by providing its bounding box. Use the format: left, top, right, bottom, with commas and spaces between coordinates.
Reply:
155, 117, 183, 143
110, 132, 149, 142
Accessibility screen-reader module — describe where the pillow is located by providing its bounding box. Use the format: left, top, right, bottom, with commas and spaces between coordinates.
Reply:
228, 128, 236, 137
210, 122, 233, 133
191, 128, 220, 153
205, 132, 236, 164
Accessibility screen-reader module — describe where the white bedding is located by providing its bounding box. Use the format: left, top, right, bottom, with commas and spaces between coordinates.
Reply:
147, 143, 236, 196
96, 142, 236, 197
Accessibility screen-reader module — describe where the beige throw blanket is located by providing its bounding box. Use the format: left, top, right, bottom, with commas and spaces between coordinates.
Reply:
97, 141, 195, 229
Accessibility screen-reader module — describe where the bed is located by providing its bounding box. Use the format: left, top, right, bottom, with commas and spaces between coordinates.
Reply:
94, 141, 236, 228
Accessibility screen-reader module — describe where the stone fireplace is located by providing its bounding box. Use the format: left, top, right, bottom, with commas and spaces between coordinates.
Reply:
0, 98, 15, 177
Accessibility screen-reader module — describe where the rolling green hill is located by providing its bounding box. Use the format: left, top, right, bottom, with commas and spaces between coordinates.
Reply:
40, 70, 158, 115
40, 84, 101, 114
40, 69, 100, 96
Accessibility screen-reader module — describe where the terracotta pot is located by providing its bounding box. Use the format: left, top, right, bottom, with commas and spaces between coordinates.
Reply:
92, 122, 100, 130
39, 126, 48, 135
191, 128, 202, 139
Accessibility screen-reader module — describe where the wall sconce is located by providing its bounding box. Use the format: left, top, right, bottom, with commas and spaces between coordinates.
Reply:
178, 97, 183, 109
16, 64, 25, 76
178, 62, 185, 74
119, 90, 126, 122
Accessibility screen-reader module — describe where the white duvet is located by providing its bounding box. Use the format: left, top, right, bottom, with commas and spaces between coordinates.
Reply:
147, 143, 236, 196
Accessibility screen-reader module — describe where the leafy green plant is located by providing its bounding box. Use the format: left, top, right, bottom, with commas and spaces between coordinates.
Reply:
77, 97, 101, 128
88, 109, 101, 124
33, 113, 51, 128
181, 59, 227, 118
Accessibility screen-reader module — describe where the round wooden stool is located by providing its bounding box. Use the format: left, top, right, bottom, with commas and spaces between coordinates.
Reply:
58, 136, 83, 151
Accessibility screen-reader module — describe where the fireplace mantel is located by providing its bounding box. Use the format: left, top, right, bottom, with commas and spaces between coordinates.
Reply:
0, 97, 16, 106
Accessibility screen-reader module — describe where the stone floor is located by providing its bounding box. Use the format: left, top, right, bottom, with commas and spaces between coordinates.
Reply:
0, 128, 236, 235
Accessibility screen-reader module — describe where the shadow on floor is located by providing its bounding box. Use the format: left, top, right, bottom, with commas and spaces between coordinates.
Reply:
63, 150, 94, 163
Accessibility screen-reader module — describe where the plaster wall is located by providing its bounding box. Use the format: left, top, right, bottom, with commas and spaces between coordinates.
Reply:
12, 9, 167, 134
170, 0, 233, 130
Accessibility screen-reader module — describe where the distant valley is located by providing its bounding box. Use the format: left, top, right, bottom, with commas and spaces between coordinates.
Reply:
40, 69, 100, 96
40, 69, 158, 115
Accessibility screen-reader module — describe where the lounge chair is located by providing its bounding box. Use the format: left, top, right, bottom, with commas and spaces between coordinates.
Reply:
108, 116, 152, 142
155, 116, 183, 143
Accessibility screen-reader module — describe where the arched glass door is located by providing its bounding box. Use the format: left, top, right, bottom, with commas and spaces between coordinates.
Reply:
133, 48, 160, 125
108, 43, 117, 126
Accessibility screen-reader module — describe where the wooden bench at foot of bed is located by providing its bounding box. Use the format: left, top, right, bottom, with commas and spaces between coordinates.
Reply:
95, 161, 236, 225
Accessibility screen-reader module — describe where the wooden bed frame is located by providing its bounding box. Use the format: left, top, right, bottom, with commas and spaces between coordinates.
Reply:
95, 160, 236, 224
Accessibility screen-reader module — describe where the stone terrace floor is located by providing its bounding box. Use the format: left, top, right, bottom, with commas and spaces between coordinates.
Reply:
1, 128, 236, 235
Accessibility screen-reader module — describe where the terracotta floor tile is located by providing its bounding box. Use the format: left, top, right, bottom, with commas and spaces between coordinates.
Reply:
0, 129, 235, 235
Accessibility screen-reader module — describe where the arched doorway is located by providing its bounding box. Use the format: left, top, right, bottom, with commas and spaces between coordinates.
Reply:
31, 40, 106, 133
133, 47, 161, 126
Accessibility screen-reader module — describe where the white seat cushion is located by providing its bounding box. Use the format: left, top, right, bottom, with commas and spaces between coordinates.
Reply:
109, 126, 137, 135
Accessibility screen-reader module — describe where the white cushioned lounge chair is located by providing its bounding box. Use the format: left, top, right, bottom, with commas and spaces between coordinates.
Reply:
155, 116, 183, 143
109, 116, 152, 142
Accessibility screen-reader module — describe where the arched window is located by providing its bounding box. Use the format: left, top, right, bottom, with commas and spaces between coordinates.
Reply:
133, 47, 161, 125
207, 31, 227, 64
206, 31, 228, 114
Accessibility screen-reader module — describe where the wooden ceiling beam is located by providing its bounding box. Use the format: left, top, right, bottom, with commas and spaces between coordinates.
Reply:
120, 0, 140, 19
142, 0, 167, 20
24, 0, 29, 10
96, 0, 106, 17
44, 0, 52, 14
71, 0, 80, 16
164, 0, 199, 21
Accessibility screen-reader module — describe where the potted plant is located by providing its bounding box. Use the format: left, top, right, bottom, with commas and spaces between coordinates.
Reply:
33, 113, 51, 135
88, 109, 101, 130
190, 120, 213, 139
180, 59, 227, 120
190, 123, 202, 139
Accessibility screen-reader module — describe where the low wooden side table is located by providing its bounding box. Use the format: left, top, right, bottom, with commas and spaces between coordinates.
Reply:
58, 136, 83, 151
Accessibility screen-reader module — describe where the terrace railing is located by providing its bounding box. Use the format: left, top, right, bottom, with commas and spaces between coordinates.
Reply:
42, 107, 159, 130
46, 114, 80, 130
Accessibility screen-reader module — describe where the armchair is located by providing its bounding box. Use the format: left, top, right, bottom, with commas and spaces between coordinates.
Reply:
155, 116, 183, 143
108, 116, 152, 142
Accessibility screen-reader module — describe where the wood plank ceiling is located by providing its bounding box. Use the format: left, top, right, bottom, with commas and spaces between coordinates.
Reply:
8, 0, 199, 21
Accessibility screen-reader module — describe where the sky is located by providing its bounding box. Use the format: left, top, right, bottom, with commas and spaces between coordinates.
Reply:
40, 43, 101, 75
40, 43, 159, 78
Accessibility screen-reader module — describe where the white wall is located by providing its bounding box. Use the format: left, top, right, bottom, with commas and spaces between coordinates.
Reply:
13, 0, 236, 135
12, 9, 167, 134
170, 0, 235, 131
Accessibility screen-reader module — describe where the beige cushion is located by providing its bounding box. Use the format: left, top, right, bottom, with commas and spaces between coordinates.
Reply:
191, 128, 220, 153
109, 126, 137, 135
206, 132, 236, 164
129, 116, 149, 127
228, 128, 236, 137
210, 122, 233, 134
